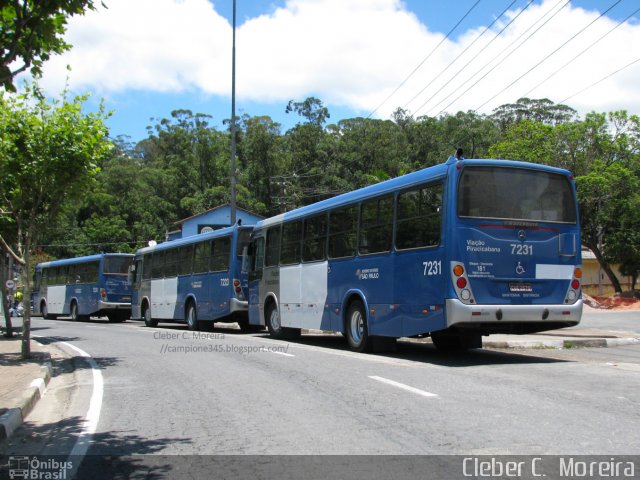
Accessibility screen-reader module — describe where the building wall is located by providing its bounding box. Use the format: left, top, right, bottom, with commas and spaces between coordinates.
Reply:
582, 256, 634, 297
170, 206, 263, 240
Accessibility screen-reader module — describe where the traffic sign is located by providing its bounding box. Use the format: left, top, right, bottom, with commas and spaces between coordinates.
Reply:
5, 279, 15, 290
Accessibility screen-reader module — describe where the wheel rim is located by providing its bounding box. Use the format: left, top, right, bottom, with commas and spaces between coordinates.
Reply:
349, 309, 364, 344
269, 308, 281, 331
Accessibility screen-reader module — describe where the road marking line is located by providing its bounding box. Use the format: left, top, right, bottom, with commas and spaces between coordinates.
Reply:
270, 350, 295, 357
60, 342, 104, 464
369, 375, 438, 398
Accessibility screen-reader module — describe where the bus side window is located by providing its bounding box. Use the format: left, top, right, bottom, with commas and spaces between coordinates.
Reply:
265, 227, 281, 267
328, 205, 357, 259
359, 195, 393, 255
396, 182, 443, 250
303, 214, 327, 262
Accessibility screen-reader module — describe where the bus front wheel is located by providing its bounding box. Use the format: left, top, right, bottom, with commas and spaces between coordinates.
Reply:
345, 300, 372, 353
143, 304, 158, 328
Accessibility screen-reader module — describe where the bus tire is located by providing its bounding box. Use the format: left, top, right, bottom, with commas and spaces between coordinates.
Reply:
42, 302, 56, 320
70, 302, 89, 322
186, 302, 199, 331
266, 303, 284, 339
345, 300, 372, 353
143, 304, 158, 328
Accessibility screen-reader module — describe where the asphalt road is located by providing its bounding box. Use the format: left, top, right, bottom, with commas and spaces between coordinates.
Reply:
2, 310, 639, 478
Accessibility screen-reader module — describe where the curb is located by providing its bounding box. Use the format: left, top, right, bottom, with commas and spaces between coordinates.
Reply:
0, 350, 53, 442
302, 329, 640, 350
482, 336, 640, 350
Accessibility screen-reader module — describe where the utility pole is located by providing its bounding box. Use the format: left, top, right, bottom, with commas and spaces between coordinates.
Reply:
230, 0, 237, 225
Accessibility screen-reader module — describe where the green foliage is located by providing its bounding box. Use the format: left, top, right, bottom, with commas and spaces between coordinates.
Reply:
11, 94, 637, 294
577, 162, 640, 292
0, 0, 101, 91
0, 83, 112, 260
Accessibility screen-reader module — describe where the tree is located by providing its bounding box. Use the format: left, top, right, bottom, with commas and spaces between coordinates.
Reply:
576, 162, 639, 294
0, 0, 101, 91
490, 97, 577, 131
0, 83, 112, 357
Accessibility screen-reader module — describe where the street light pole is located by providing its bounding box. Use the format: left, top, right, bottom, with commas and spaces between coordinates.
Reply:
230, 0, 237, 225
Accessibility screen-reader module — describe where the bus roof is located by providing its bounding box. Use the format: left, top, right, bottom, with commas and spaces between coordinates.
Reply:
135, 224, 253, 256
36, 253, 134, 269
255, 158, 573, 229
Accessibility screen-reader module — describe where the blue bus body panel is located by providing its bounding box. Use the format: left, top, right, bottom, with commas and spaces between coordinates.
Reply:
250, 158, 582, 338
34, 254, 133, 318
131, 225, 250, 324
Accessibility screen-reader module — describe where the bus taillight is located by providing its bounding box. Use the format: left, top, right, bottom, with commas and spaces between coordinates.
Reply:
100, 288, 107, 300
564, 266, 582, 304
451, 262, 475, 304
233, 279, 245, 300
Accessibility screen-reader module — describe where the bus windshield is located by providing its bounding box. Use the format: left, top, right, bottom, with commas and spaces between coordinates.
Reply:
457, 166, 577, 224
104, 256, 133, 275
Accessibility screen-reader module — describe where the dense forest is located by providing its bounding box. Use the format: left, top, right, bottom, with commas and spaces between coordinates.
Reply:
30, 97, 640, 291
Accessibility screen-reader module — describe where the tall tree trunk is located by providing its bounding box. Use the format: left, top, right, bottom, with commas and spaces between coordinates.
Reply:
21, 252, 31, 359
0, 255, 15, 337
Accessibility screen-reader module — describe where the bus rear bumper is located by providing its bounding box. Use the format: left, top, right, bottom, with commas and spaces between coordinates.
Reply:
98, 301, 132, 311
230, 298, 248, 313
445, 299, 582, 334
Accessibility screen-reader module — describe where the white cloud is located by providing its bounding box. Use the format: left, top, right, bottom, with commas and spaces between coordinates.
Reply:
38, 0, 640, 119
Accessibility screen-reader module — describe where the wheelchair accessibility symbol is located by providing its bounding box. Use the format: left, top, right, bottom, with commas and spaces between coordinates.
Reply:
516, 262, 526, 275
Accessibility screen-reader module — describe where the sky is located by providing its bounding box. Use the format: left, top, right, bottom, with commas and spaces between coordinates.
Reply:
24, 0, 640, 142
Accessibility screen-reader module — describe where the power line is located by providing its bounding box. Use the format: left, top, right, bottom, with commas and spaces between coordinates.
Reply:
431, 0, 571, 117
475, 0, 623, 112
560, 55, 640, 104
404, 0, 521, 113
416, 0, 536, 117
524, 5, 640, 97
366, 0, 482, 120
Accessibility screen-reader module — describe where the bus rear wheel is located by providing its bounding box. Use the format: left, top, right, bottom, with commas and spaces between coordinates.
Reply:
143, 304, 158, 328
70, 302, 89, 322
186, 303, 199, 331
345, 300, 372, 353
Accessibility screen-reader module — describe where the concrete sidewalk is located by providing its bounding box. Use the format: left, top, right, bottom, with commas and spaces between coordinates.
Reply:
481, 327, 640, 349
0, 334, 53, 441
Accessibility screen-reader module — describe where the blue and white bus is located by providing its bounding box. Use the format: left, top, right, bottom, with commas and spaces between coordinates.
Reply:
130, 224, 256, 331
33, 254, 134, 322
247, 157, 583, 351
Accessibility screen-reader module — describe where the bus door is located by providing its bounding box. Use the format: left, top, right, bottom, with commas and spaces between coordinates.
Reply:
393, 180, 447, 336
248, 235, 265, 326
210, 236, 232, 320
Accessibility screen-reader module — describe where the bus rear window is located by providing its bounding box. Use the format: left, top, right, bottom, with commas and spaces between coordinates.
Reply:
457, 166, 577, 224
104, 256, 133, 275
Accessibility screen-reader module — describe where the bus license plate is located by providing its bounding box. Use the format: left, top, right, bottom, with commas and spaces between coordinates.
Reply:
510, 283, 533, 293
